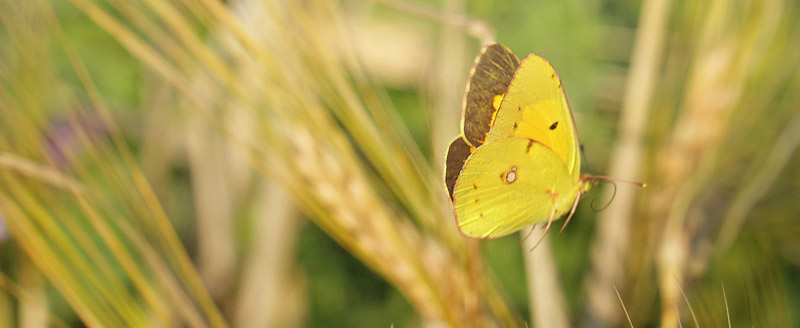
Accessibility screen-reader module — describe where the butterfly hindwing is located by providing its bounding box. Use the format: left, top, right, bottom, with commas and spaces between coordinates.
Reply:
453, 137, 579, 239
444, 136, 472, 200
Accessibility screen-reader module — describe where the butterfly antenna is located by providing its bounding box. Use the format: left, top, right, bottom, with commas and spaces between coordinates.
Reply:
518, 224, 537, 245
529, 208, 556, 251
559, 190, 583, 234
591, 181, 617, 212
584, 174, 647, 188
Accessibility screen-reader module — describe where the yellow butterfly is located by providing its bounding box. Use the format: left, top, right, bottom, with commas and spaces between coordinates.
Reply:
446, 44, 601, 241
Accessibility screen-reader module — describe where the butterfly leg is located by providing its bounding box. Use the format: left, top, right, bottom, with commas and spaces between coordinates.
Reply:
518, 224, 537, 245
529, 208, 557, 251
559, 190, 583, 235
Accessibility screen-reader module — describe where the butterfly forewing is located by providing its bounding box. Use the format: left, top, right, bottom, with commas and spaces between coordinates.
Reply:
461, 43, 521, 148
487, 54, 581, 180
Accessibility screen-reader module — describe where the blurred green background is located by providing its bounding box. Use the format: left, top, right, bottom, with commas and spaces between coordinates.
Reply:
1, 0, 799, 327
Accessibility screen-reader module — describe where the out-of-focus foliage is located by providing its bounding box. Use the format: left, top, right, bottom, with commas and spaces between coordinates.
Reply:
0, 0, 798, 327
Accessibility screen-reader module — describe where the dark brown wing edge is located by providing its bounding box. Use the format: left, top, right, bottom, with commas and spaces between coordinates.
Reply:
445, 136, 472, 201
461, 43, 521, 148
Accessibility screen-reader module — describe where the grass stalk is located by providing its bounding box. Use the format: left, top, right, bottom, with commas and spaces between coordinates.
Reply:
583, 0, 672, 325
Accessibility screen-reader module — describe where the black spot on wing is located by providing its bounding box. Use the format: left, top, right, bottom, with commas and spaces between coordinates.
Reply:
549, 122, 558, 130
526, 139, 534, 153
